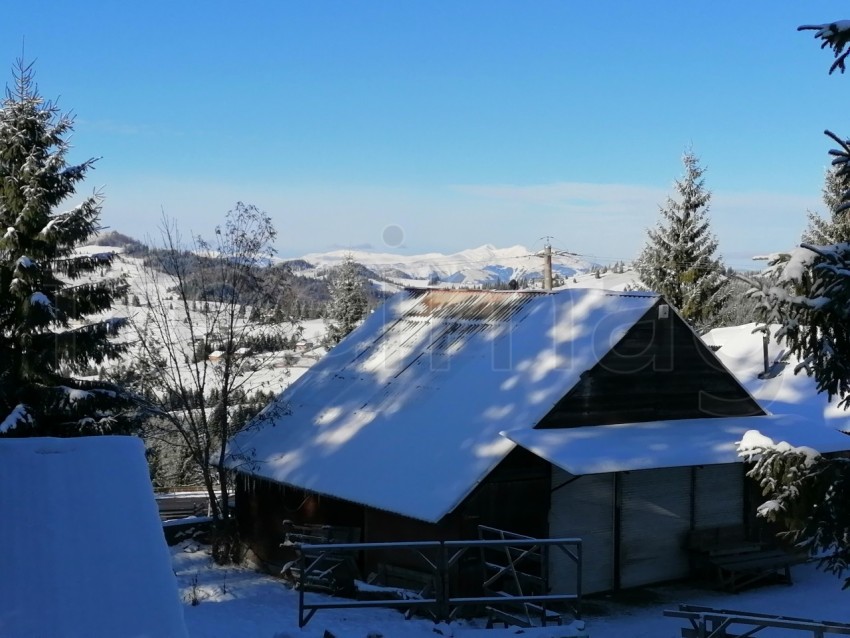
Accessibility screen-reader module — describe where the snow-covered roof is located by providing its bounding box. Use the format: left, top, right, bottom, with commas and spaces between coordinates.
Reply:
0, 436, 188, 638
227, 287, 658, 523
502, 414, 850, 476
702, 323, 850, 432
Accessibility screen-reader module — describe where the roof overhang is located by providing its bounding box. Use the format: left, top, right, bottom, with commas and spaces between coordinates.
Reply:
501, 415, 850, 476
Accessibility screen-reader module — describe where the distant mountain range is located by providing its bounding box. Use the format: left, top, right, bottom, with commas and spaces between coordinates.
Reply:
294, 244, 596, 285
94, 231, 597, 287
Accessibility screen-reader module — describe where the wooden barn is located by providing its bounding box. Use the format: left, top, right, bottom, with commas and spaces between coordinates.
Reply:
226, 287, 850, 594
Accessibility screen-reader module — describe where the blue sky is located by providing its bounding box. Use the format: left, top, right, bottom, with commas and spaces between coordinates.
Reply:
2, 2, 848, 267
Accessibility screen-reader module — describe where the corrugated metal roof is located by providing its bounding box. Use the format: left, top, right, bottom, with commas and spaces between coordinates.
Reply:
227, 287, 659, 523
404, 288, 541, 323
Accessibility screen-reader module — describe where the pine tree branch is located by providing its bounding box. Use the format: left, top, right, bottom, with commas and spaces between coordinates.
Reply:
800, 22, 850, 74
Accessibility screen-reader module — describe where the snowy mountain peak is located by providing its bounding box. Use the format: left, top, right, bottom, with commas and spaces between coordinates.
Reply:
296, 244, 596, 286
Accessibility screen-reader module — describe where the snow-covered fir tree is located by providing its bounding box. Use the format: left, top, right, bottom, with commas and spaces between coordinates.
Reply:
741, 20, 850, 587
739, 432, 850, 586
745, 133, 850, 586
323, 254, 367, 347
0, 62, 133, 437
802, 165, 850, 244
634, 151, 729, 331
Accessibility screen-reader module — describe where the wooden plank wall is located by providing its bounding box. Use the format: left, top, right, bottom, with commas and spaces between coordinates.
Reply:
538, 304, 764, 428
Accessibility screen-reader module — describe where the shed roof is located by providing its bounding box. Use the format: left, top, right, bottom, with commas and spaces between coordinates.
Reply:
0, 436, 187, 638
228, 288, 659, 523
502, 414, 850, 476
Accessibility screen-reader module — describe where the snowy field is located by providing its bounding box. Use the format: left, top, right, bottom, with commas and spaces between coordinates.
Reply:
173, 541, 849, 638
74, 245, 325, 396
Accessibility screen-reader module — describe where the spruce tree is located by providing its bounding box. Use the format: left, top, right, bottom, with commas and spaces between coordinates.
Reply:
634, 151, 729, 331
323, 254, 368, 347
802, 165, 850, 244
741, 20, 850, 588
0, 62, 133, 437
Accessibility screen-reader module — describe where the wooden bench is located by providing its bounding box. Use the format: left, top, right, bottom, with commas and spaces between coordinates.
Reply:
687, 526, 807, 592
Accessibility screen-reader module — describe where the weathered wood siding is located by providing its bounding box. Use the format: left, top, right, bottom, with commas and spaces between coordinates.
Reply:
538, 302, 764, 428
235, 447, 550, 578
549, 468, 615, 594
455, 447, 551, 539
694, 463, 744, 530
618, 467, 692, 589
235, 474, 365, 571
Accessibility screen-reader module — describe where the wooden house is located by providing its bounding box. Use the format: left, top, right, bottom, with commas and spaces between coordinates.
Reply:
226, 288, 850, 594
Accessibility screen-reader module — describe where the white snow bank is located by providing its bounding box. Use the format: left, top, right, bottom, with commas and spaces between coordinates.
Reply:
0, 436, 188, 638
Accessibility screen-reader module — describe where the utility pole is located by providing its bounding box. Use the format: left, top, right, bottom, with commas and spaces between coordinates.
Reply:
543, 241, 553, 291
539, 240, 585, 291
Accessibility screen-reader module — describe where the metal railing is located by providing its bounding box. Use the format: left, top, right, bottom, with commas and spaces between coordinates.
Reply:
295, 536, 582, 628
664, 605, 850, 637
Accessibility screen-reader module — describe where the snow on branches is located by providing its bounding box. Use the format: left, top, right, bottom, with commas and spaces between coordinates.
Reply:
0, 61, 134, 436
799, 21, 850, 74
739, 429, 850, 587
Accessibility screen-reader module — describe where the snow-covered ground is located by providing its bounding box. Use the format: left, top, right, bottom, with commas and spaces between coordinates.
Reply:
172, 541, 849, 638
75, 245, 322, 396
703, 323, 850, 432
558, 269, 639, 292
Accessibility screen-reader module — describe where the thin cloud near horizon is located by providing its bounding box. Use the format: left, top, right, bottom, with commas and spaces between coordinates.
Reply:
451, 181, 817, 211
98, 176, 820, 262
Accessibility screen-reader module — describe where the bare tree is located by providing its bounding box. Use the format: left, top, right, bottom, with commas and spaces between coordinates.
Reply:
126, 202, 298, 563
